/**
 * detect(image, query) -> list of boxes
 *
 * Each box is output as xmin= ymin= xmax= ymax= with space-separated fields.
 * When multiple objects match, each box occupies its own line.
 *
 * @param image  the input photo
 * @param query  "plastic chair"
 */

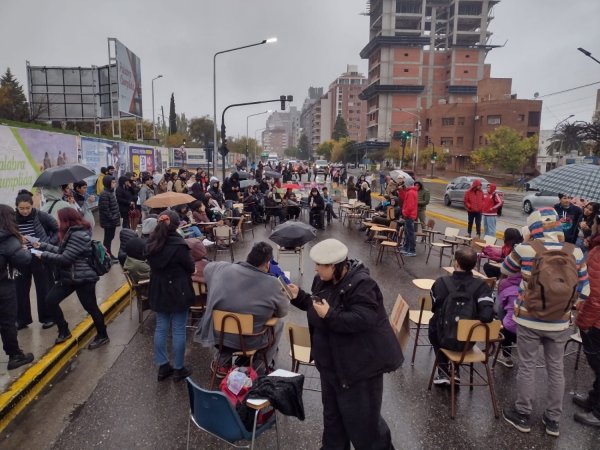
xmin=427 ymin=320 xmax=502 ymax=419
xmin=188 ymin=281 xmax=207 ymax=329
xmin=186 ymin=377 xmax=279 ymax=450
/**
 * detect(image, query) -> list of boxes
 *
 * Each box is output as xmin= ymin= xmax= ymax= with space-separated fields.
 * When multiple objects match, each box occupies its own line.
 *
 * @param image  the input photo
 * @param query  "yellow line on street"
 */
xmin=426 ymin=210 xmax=505 ymax=240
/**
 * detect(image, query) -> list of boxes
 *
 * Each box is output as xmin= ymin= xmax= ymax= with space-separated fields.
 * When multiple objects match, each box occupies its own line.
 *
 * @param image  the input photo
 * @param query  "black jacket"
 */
xmin=223 ymin=175 xmax=240 ymax=201
xmin=309 ymin=194 xmax=325 ymax=211
xmin=0 ymin=230 xmax=32 ymax=284
xmin=292 ymin=260 xmax=403 ymax=388
xmin=40 ymin=226 xmax=99 ymax=285
xmin=15 ymin=208 xmax=59 ymax=245
xmin=147 ymin=232 xmax=195 ymax=313
xmin=116 ymin=177 xmax=138 ymax=215
xmin=118 ymin=228 xmax=138 ymax=266
xmin=98 ymin=176 xmax=121 ymax=228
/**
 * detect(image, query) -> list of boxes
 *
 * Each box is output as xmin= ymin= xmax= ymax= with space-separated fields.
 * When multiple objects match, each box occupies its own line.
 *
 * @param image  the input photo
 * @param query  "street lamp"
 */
xmin=246 ymin=110 xmax=272 ymax=163
xmin=212 ymin=37 xmax=277 ymax=174
xmin=577 ymin=47 xmax=600 ymax=65
xmin=151 ymin=75 xmax=163 ymax=140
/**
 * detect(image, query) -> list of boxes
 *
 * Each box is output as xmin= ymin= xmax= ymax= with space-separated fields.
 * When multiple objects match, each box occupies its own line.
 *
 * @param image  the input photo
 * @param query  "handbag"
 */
xmin=128 ymin=206 xmax=141 ymax=230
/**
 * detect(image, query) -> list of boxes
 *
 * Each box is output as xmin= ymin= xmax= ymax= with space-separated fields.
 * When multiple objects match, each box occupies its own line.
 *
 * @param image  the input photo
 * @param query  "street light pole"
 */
xmin=578 ymin=47 xmax=600 ymax=65
xmin=255 ymin=127 xmax=266 ymax=162
xmin=246 ymin=110 xmax=271 ymax=163
xmin=151 ymin=75 xmax=163 ymax=141
xmin=213 ymin=38 xmax=277 ymax=177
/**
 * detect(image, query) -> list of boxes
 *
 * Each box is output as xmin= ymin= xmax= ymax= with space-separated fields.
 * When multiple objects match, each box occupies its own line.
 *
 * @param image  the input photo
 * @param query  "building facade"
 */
xmin=262 ymin=107 xmax=300 ymax=157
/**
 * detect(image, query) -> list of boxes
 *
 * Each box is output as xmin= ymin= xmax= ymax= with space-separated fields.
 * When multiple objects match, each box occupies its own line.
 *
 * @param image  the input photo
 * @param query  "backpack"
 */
xmin=523 ymin=240 xmax=578 ymax=321
xmin=88 ymin=240 xmax=112 ymax=276
xmin=437 ymin=277 xmax=483 ymax=352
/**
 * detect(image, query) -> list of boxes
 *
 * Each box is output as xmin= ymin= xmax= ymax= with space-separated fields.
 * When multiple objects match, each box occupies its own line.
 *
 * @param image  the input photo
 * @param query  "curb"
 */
xmin=0 ymin=283 xmax=130 ymax=433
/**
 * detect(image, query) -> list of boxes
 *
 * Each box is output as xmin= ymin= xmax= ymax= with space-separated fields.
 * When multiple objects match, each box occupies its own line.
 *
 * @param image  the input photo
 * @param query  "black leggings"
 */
xmin=103 ymin=227 xmax=116 ymax=257
xmin=46 ymin=281 xmax=107 ymax=337
xmin=467 ymin=212 xmax=482 ymax=236
xmin=0 ymin=281 xmax=22 ymax=356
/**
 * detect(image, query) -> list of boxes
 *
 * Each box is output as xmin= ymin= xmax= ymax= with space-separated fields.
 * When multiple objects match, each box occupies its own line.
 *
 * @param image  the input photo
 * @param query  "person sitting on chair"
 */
xmin=321 ymin=187 xmax=338 ymax=224
xmin=309 ymin=188 xmax=325 ymax=229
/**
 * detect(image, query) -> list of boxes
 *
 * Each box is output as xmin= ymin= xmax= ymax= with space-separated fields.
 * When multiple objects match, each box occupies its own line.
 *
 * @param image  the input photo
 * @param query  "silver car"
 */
xmin=446 ymin=176 xmax=487 ymax=190
xmin=522 ymin=190 xmax=558 ymax=214
xmin=444 ymin=178 xmax=504 ymax=215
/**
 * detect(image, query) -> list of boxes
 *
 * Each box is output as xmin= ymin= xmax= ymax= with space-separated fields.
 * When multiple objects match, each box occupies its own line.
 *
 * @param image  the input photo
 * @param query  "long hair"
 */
xmin=57 ymin=207 xmax=91 ymax=241
xmin=147 ymin=210 xmax=180 ymax=256
xmin=0 ymin=204 xmax=22 ymax=240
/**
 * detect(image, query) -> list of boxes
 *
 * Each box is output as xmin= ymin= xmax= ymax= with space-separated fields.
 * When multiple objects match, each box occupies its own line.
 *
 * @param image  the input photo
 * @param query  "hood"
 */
xmin=0 ymin=229 xmax=15 ymax=244
xmin=487 ymin=183 xmax=497 ymax=194
xmin=526 ymin=207 xmax=564 ymax=241
xmin=124 ymin=237 xmax=147 ymax=261
xmin=470 ymin=179 xmax=482 ymax=190
xmin=209 ymin=176 xmax=219 ymax=183
xmin=43 ymin=187 xmax=64 ymax=201
xmin=147 ymin=233 xmax=189 ymax=269
xmin=186 ymin=238 xmax=207 ymax=261
xmin=118 ymin=176 xmax=128 ymax=188
xmin=103 ymin=175 xmax=115 ymax=190
xmin=341 ymin=259 xmax=369 ymax=282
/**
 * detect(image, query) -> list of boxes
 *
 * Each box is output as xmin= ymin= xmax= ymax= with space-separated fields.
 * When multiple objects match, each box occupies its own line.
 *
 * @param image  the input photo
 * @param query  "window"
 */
xmin=487 ymin=115 xmax=501 ymax=125
xmin=517 ymin=114 xmax=525 ymax=122
xmin=457 ymin=136 xmax=464 ymax=145
xmin=404 ymin=53 xmax=409 ymax=57
xmin=527 ymin=131 xmax=536 ymax=138
xmin=463 ymin=70 xmax=469 ymax=74
xmin=457 ymin=116 xmax=465 ymax=126
xmin=441 ymin=137 xmax=453 ymax=146
xmin=404 ymin=69 xmax=409 ymax=73
xmin=466 ymin=54 xmax=471 ymax=58
xmin=528 ymin=111 xmax=541 ymax=127
xmin=442 ymin=117 xmax=455 ymax=126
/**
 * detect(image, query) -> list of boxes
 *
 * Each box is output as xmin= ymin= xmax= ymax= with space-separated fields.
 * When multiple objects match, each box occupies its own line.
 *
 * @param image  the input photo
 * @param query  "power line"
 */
xmin=535 ymin=81 xmax=600 ymax=98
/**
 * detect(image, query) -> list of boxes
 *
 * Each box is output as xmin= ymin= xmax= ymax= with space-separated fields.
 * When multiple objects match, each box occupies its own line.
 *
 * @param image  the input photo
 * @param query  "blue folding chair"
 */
xmin=185 ymin=377 xmax=279 ymax=450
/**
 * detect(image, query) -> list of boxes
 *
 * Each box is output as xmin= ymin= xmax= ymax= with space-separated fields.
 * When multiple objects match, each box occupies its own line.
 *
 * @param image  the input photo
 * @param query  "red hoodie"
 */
xmin=576 ymin=234 xmax=600 ymax=330
xmin=482 ymin=183 xmax=502 ymax=216
xmin=402 ymin=186 xmax=418 ymax=220
xmin=464 ymin=180 xmax=484 ymax=213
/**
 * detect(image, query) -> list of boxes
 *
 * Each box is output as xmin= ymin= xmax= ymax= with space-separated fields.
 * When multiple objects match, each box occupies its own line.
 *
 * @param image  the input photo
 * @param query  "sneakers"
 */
xmin=55 ymin=330 xmax=72 ymax=344
xmin=503 ymin=407 xmax=531 ymax=433
xmin=496 ymin=354 xmax=514 ymax=368
xmin=573 ymin=394 xmax=594 ymax=412
xmin=157 ymin=363 xmax=174 ymax=381
xmin=404 ymin=252 xmax=417 ymax=257
xmin=173 ymin=366 xmax=192 ymax=381
xmin=88 ymin=336 xmax=110 ymax=350
xmin=7 ymin=353 xmax=34 ymax=370
xmin=42 ymin=321 xmax=55 ymax=329
xmin=210 ymin=360 xmax=231 ymax=379
xmin=574 ymin=411 xmax=600 ymax=427
xmin=542 ymin=412 xmax=560 ymax=437
xmin=433 ymin=369 xmax=450 ymax=386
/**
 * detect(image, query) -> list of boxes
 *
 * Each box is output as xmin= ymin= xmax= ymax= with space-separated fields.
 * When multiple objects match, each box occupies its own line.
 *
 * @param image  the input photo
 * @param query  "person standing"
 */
xmin=73 ymin=180 xmax=95 ymax=228
xmin=346 ymin=176 xmax=357 ymax=200
xmin=98 ymin=176 xmax=121 ymax=260
xmin=554 ymin=194 xmax=583 ymax=244
xmin=379 ymin=169 xmax=386 ymax=195
xmin=0 ymin=204 xmax=35 ymax=370
xmin=401 ymin=182 xmax=418 ymax=257
xmin=288 ymin=239 xmax=403 ymax=450
xmin=501 ymin=207 xmax=590 ymax=437
xmin=115 ymin=176 xmax=137 ymax=229
xmin=14 ymin=190 xmax=58 ymax=330
xmin=146 ymin=211 xmax=195 ymax=381
xmin=36 ymin=208 xmax=109 ymax=349
xmin=138 ymin=175 xmax=155 ymax=219
xmin=463 ymin=179 xmax=484 ymax=238
xmin=95 ymin=167 xmax=107 ymax=195
xmin=414 ymin=181 xmax=430 ymax=231
xmin=482 ymin=183 xmax=502 ymax=238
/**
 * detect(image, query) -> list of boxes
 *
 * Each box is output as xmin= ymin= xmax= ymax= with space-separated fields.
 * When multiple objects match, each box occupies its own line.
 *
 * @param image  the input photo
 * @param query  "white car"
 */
xmin=315 ymin=159 xmax=328 ymax=173
xmin=522 ymin=190 xmax=558 ymax=214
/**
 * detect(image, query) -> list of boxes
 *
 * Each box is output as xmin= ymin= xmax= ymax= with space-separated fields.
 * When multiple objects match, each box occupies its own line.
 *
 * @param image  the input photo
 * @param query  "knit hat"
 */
xmin=526 ymin=207 xmax=564 ymax=241
xmin=309 ymin=239 xmax=348 ymax=265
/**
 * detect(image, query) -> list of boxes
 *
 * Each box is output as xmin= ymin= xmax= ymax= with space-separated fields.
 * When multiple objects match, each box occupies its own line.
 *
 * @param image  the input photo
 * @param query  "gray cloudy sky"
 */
xmin=1 ymin=0 xmax=599 ymax=138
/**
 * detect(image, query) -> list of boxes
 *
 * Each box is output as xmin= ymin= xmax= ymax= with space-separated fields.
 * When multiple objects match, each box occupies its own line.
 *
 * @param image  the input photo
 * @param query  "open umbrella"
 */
xmin=281 ymin=183 xmax=301 ymax=190
xmin=264 ymin=170 xmax=281 ymax=179
xmin=528 ymin=164 xmax=600 ymax=203
xmin=239 ymin=179 xmax=258 ymax=189
xmin=33 ymin=164 xmax=95 ymax=187
xmin=234 ymin=171 xmax=253 ymax=180
xmin=269 ymin=221 xmax=317 ymax=248
xmin=144 ymin=192 xmax=196 ymax=209
xmin=389 ymin=170 xmax=414 ymax=185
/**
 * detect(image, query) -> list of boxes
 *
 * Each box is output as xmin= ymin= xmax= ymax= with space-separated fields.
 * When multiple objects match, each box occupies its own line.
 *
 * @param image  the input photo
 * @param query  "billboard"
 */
xmin=129 ymin=146 xmax=155 ymax=174
xmin=81 ymin=137 xmax=128 ymax=179
xmin=170 ymin=146 xmax=187 ymax=167
xmin=115 ymin=39 xmax=142 ymax=117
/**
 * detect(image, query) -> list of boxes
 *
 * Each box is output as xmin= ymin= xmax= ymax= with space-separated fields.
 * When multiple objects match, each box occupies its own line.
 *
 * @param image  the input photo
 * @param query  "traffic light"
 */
xmin=280 ymin=95 xmax=286 ymax=110
xmin=432 ymin=151 xmax=437 ymax=161
xmin=219 ymin=138 xmax=229 ymax=157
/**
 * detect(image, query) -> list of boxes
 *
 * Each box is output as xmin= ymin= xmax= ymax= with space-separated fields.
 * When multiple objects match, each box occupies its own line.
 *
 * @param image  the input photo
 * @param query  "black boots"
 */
xmin=88 ymin=335 xmax=110 ymax=350
xmin=7 ymin=352 xmax=34 ymax=370
xmin=55 ymin=328 xmax=72 ymax=344
xmin=157 ymin=363 xmax=174 ymax=381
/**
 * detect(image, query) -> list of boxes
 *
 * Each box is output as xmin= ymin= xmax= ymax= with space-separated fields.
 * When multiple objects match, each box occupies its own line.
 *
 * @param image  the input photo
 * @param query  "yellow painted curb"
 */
xmin=421 ymin=178 xmax=448 ymax=185
xmin=426 ymin=210 xmax=505 ymax=240
xmin=0 ymin=283 xmax=130 ymax=432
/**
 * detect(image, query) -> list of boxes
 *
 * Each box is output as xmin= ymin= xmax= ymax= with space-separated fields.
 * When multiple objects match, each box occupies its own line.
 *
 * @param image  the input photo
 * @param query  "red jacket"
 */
xmin=402 ymin=186 xmax=418 ymax=220
xmin=577 ymin=234 xmax=600 ymax=330
xmin=482 ymin=183 xmax=502 ymax=215
xmin=464 ymin=180 xmax=484 ymax=213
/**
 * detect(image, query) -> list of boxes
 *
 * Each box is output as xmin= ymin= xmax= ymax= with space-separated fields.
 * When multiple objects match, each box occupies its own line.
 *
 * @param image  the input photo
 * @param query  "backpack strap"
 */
xmin=441 ymin=275 xmax=484 ymax=300
xmin=529 ymin=239 xmax=547 ymax=256
xmin=47 ymin=200 xmax=59 ymax=215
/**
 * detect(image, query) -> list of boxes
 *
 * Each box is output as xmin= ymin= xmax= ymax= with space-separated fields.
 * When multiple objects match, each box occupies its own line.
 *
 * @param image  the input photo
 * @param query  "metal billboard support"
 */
xmin=107 ymin=38 xmax=121 ymax=138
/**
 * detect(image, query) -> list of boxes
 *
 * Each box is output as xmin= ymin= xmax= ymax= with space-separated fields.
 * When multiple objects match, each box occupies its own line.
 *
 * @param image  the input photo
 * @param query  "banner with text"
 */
xmin=129 ymin=145 xmax=156 ymax=174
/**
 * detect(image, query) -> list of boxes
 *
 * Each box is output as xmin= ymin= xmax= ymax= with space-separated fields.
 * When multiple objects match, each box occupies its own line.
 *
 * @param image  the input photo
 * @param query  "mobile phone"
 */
xmin=311 ymin=295 xmax=323 ymax=305
xmin=277 ymin=276 xmax=293 ymax=300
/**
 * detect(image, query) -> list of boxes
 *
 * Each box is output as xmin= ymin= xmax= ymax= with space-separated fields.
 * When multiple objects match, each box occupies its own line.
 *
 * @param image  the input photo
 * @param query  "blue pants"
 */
xmin=183 ymin=225 xmax=203 ymax=239
xmin=154 ymin=310 xmax=188 ymax=369
xmin=483 ymin=215 xmax=496 ymax=238
xmin=402 ymin=218 xmax=416 ymax=253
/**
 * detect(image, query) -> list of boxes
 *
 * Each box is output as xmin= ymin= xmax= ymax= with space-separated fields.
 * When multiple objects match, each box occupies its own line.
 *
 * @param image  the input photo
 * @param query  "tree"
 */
xmin=284 ymin=147 xmax=299 ymax=158
xmin=332 ymin=115 xmax=349 ymax=141
xmin=471 ymin=126 xmax=538 ymax=177
xmin=298 ymin=133 xmax=310 ymax=160
xmin=581 ymin=121 xmax=600 ymax=156
xmin=419 ymin=146 xmax=447 ymax=169
xmin=168 ymin=93 xmax=177 ymax=135
xmin=176 ymin=112 xmax=189 ymax=136
xmin=548 ymin=121 xmax=585 ymax=156
xmin=316 ymin=141 xmax=333 ymax=160
xmin=0 ymin=68 xmax=29 ymax=121
xmin=165 ymin=132 xmax=187 ymax=148
xmin=189 ymin=115 xmax=215 ymax=146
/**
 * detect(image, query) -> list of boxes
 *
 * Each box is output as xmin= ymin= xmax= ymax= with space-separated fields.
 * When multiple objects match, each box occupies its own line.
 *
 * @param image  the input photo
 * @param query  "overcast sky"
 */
xmin=1 ymin=0 xmax=599 ymax=139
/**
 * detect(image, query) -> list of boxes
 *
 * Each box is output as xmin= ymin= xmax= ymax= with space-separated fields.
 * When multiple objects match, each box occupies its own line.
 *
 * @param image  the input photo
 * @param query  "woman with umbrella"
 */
xmin=283 ymin=188 xmax=301 ymax=220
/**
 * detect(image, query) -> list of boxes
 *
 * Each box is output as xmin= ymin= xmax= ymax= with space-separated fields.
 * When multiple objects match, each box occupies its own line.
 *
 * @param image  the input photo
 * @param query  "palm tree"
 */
xmin=547 ymin=121 xmax=585 ymax=156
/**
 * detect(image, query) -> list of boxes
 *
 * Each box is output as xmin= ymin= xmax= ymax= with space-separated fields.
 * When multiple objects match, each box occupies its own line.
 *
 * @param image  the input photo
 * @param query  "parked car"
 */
xmin=522 ymin=190 xmax=558 ymax=214
xmin=444 ymin=178 xmax=504 ymax=216
xmin=315 ymin=159 xmax=329 ymax=173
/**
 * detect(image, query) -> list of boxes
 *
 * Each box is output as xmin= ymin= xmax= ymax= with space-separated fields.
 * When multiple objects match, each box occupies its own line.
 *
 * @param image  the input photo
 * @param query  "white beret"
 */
xmin=309 ymin=239 xmax=348 ymax=265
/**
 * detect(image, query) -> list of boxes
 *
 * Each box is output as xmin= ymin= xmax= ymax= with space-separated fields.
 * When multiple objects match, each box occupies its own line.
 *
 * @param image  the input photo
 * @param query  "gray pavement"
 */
xmin=1 ymin=211 xmax=597 ymax=449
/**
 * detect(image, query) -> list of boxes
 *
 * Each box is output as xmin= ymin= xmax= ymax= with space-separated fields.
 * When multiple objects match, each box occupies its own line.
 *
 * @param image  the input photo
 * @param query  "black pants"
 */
xmin=581 ymin=327 xmax=600 ymax=419
xmin=320 ymin=373 xmax=393 ymax=450
xmin=467 ymin=212 xmax=482 ymax=236
xmin=325 ymin=204 xmax=337 ymax=222
xmin=502 ymin=328 xmax=517 ymax=356
xmin=46 ymin=281 xmax=107 ymax=337
xmin=428 ymin=323 xmax=449 ymax=367
xmin=103 ymin=226 xmax=116 ymax=257
xmin=15 ymin=256 xmax=54 ymax=325
xmin=121 ymin=212 xmax=130 ymax=230
xmin=310 ymin=210 xmax=324 ymax=229
xmin=483 ymin=262 xmax=501 ymax=279
xmin=0 ymin=281 xmax=24 ymax=356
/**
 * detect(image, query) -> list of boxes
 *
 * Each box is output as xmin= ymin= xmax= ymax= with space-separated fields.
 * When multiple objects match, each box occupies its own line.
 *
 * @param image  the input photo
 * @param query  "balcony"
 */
xmin=360 ymin=35 xmax=430 ymax=59
xmin=359 ymin=83 xmax=425 ymax=100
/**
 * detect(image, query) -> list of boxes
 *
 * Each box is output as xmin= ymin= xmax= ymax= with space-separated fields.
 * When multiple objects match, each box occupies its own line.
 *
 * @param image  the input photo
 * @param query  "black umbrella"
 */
xmin=234 ymin=170 xmax=253 ymax=180
xmin=33 ymin=164 xmax=96 ymax=187
xmin=269 ymin=221 xmax=317 ymax=248
xmin=264 ymin=170 xmax=281 ymax=179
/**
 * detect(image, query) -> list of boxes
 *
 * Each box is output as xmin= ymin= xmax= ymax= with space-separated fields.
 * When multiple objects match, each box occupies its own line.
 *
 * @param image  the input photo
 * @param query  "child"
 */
xmin=496 ymin=273 xmax=521 ymax=367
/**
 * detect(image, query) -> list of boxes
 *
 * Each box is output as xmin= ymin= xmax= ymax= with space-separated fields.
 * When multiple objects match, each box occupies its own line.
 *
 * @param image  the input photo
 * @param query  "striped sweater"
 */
xmin=501 ymin=236 xmax=590 ymax=331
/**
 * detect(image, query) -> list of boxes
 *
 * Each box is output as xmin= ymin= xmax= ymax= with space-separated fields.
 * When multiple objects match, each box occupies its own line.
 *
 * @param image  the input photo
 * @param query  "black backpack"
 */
xmin=437 ymin=277 xmax=484 ymax=352
xmin=88 ymin=240 xmax=112 ymax=276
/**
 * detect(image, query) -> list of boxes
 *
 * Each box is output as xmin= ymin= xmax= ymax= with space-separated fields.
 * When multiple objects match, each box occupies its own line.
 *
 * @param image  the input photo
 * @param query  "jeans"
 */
xmin=467 ymin=212 xmax=482 ymax=236
xmin=103 ymin=226 xmax=117 ymax=257
xmin=402 ymin=218 xmax=416 ymax=253
xmin=515 ymin=325 xmax=570 ymax=422
xmin=15 ymin=256 xmax=53 ymax=324
xmin=483 ymin=215 xmax=496 ymax=238
xmin=0 ymin=281 xmax=23 ymax=357
xmin=581 ymin=328 xmax=600 ymax=419
xmin=45 ymin=281 xmax=107 ymax=338
xmin=154 ymin=310 xmax=188 ymax=369
xmin=182 ymin=225 xmax=203 ymax=238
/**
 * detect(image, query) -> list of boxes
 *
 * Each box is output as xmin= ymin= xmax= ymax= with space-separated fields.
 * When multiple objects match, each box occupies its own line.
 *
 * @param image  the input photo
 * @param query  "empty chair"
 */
xmin=213 ymin=225 xmax=235 ymax=262
xmin=409 ymin=290 xmax=433 ymax=365
xmin=426 ymin=227 xmax=459 ymax=267
xmin=286 ymin=323 xmax=313 ymax=372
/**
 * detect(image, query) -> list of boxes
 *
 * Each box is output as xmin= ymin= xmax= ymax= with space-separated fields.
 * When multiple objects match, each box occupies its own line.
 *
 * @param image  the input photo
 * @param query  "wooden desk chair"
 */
xmin=277 ymin=245 xmax=304 ymax=275
xmin=409 ymin=291 xmax=433 ymax=365
xmin=376 ymin=227 xmax=404 ymax=268
xmin=188 ymin=281 xmax=207 ymax=329
xmin=240 ymin=213 xmax=255 ymax=240
xmin=210 ymin=310 xmax=274 ymax=390
xmin=426 ymin=227 xmax=459 ymax=267
xmin=213 ymin=225 xmax=235 ymax=262
xmin=427 ymin=319 xmax=502 ymax=419
xmin=123 ymin=270 xmax=150 ymax=332
xmin=415 ymin=218 xmax=435 ymax=243
xmin=286 ymin=323 xmax=314 ymax=372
